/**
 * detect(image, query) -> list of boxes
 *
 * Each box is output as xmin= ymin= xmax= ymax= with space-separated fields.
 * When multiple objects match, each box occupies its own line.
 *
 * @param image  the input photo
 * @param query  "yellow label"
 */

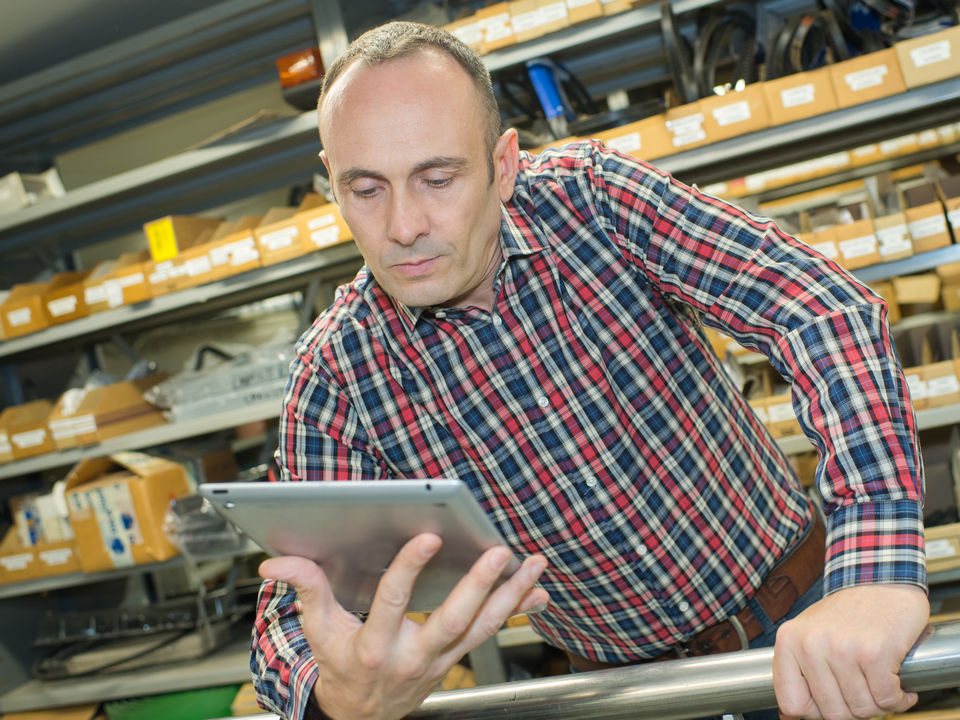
xmin=146 ymin=218 xmax=178 ymax=261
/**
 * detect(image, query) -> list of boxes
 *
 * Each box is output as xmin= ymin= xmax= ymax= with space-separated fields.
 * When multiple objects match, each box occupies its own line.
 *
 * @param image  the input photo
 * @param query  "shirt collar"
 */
xmin=389 ymin=201 xmax=546 ymax=332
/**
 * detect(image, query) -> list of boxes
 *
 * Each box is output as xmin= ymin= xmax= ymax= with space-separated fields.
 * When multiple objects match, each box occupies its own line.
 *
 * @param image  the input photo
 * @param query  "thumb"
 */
xmin=260 ymin=555 xmax=338 ymax=613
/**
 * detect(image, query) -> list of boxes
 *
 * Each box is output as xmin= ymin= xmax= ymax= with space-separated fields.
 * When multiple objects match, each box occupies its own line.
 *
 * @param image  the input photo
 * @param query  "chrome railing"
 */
xmin=222 ymin=620 xmax=960 ymax=720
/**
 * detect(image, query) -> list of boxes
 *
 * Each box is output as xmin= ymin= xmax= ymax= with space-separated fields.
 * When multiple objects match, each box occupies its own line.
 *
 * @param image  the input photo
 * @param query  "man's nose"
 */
xmin=386 ymin=190 xmax=429 ymax=246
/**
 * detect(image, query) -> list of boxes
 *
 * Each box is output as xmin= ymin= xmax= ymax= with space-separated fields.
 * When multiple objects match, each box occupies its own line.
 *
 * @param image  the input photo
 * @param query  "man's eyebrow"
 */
xmin=411 ymin=156 xmax=469 ymax=174
xmin=337 ymin=167 xmax=387 ymax=186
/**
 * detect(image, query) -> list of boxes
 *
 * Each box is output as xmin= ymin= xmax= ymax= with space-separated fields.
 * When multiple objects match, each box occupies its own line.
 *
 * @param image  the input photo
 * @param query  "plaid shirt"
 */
xmin=253 ymin=140 xmax=924 ymax=719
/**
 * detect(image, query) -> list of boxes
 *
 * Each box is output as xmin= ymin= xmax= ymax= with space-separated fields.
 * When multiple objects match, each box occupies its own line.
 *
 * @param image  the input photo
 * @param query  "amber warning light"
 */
xmin=275 ymin=47 xmax=324 ymax=89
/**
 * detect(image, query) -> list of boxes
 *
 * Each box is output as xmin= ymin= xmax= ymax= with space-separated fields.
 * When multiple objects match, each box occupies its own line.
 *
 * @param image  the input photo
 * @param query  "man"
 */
xmin=254 ymin=20 xmax=928 ymax=720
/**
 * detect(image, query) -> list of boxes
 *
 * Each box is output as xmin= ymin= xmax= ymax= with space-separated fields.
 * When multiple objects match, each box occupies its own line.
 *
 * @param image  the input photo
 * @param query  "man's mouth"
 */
xmin=393 ymin=257 xmax=440 ymax=277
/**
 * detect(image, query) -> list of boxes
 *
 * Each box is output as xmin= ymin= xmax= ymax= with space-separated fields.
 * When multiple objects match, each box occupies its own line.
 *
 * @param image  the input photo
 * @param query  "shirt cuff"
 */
xmin=823 ymin=499 xmax=927 ymax=594
xmin=286 ymin=652 xmax=322 ymax=720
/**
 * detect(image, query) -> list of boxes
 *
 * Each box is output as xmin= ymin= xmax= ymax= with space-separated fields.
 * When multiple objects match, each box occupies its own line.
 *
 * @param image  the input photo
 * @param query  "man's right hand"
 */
xmin=259 ymin=533 xmax=549 ymax=720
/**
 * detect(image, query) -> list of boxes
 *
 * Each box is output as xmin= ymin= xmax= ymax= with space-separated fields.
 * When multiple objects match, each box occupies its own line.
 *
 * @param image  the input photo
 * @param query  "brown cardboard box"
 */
xmin=202 ymin=215 xmax=263 ymax=281
xmin=902 ymin=364 xmax=928 ymax=410
xmin=601 ymin=0 xmax=634 ymax=13
xmin=445 ymin=14 xmax=485 ymax=53
xmin=72 ymin=374 xmax=169 ymax=445
xmin=764 ymin=393 xmax=802 ymax=438
xmin=701 ymin=85 xmax=770 ymax=143
xmin=64 ymin=452 xmax=191 ymax=572
xmin=0 ymin=408 xmax=12 ymax=463
xmin=109 ymin=250 xmax=153 ymax=305
xmin=798 ymin=230 xmax=840 ymax=263
xmin=143 ymin=215 xmax=223 ymax=263
xmin=9 ymin=493 xmax=81 ymax=578
xmin=146 ymin=256 xmax=188 ymax=297
xmin=878 ymin=133 xmax=919 ymax=160
xmin=834 ymin=219 xmax=882 ymax=269
xmin=296 ymin=194 xmax=353 ymax=253
xmin=42 ymin=271 xmax=91 ymax=325
xmin=893 ymin=273 xmax=941 ymax=304
xmin=594 ymin=116 xmax=672 ymax=160
xmin=829 ymin=48 xmax=906 ymax=108
xmin=254 ymin=207 xmax=304 ymax=266
xmin=922 ymin=360 xmax=960 ymax=408
xmin=82 ymin=260 xmax=115 ymax=313
xmin=849 ymin=143 xmax=883 ymax=167
xmin=664 ymin=103 xmax=708 ymax=152
xmin=895 ymin=25 xmax=960 ymax=88
xmin=537 ymin=0 xmax=570 ymax=34
xmin=47 ymin=388 xmax=96 ymax=451
xmin=0 ymin=528 xmax=39 ymax=584
xmin=477 ymin=3 xmax=515 ymax=52
xmin=943 ymin=280 xmax=960 ymax=311
xmin=0 ymin=704 xmax=100 ymax=720
xmin=762 ymin=68 xmax=838 ymax=126
xmin=902 ymin=184 xmax=951 ymax=254
xmin=927 ymin=522 xmax=960 ymax=574
xmin=0 ymin=282 xmax=51 ymax=338
xmin=867 ymin=280 xmax=901 ymax=324
xmin=509 ymin=0 xmax=545 ymax=42
xmin=565 ymin=0 xmax=603 ymax=23
xmin=6 ymin=399 xmax=54 ymax=460
xmin=873 ymin=212 xmax=914 ymax=262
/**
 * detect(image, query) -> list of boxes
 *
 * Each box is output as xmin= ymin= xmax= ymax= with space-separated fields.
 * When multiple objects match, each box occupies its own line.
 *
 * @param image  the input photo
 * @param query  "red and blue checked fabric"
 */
xmin=253 ymin=140 xmax=924 ymax=719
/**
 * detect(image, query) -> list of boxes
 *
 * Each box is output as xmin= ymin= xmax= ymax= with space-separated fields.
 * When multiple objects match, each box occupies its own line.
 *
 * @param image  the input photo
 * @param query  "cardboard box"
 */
xmin=902 ymin=183 xmax=951 ymax=254
xmin=445 ymin=14 xmax=485 ymax=53
xmin=47 ymin=388 xmax=97 ymax=451
xmin=834 ymin=220 xmax=881 ymax=269
xmin=296 ymin=195 xmax=353 ymax=253
xmin=146 ymin=256 xmax=188 ymax=297
xmin=664 ymin=103 xmax=708 ymax=152
xmin=892 ymin=273 xmax=941 ymax=304
xmin=537 ymin=0 xmax=570 ymax=33
xmin=477 ymin=3 xmax=515 ymax=52
xmin=895 ymin=25 xmax=960 ymax=88
xmin=0 ymin=409 xmax=12 ymax=463
xmin=0 ymin=282 xmax=51 ymax=338
xmin=0 ymin=704 xmax=100 ymax=720
xmin=9 ymin=492 xmax=81 ymax=578
xmin=6 ymin=399 xmax=54 ymax=460
xmin=42 ymin=270 xmax=91 ymax=325
xmin=764 ymin=393 xmax=802 ymax=438
xmin=565 ymin=0 xmax=604 ymax=24
xmin=701 ymin=85 xmax=770 ymax=143
xmin=873 ymin=212 xmax=914 ymax=262
xmin=922 ymin=360 xmax=960 ymax=408
xmin=601 ymin=0 xmax=634 ymax=13
xmin=64 ymin=452 xmax=191 ymax=572
xmin=143 ymin=215 xmax=223 ymax=263
xmin=867 ymin=280 xmax=901 ymax=324
xmin=0 ymin=528 xmax=39 ymax=584
xmin=72 ymin=374 xmax=169 ymax=445
xmin=509 ymin=0 xmax=546 ymax=42
xmin=82 ymin=260 xmax=116 ymax=313
xmin=254 ymin=207 xmax=304 ymax=266
xmin=798 ymin=230 xmax=840 ymax=263
xmin=829 ymin=48 xmax=906 ymax=108
xmin=849 ymin=143 xmax=883 ymax=167
xmin=762 ymin=68 xmax=838 ymax=126
xmin=902 ymin=364 xmax=928 ymax=410
xmin=193 ymin=215 xmax=263 ymax=282
xmin=108 ymin=250 xmax=153 ymax=305
xmin=927 ymin=521 xmax=960 ymax=573
xmin=943 ymin=280 xmax=960 ymax=311
xmin=594 ymin=115 xmax=671 ymax=161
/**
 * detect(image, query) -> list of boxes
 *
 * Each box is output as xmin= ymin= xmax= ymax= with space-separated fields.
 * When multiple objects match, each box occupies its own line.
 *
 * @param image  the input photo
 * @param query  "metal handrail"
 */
xmin=408 ymin=620 xmax=960 ymax=719
xmin=221 ymin=620 xmax=960 ymax=720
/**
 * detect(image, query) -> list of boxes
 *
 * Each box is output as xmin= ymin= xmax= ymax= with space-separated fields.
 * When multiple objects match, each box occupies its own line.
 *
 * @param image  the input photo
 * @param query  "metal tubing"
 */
xmin=407 ymin=620 xmax=960 ymax=719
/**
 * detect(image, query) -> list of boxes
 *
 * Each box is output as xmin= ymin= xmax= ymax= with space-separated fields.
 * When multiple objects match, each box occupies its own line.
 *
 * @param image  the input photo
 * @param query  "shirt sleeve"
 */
xmin=253 ymin=345 xmax=388 ymax=718
xmin=571 ymin=140 xmax=925 ymax=594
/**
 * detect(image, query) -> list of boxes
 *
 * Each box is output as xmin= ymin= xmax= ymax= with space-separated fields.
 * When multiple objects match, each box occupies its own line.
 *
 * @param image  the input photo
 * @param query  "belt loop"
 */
xmin=728 ymin=615 xmax=750 ymax=651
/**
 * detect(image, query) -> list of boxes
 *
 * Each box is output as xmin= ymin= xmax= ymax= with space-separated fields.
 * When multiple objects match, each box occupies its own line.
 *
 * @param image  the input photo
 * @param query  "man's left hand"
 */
xmin=773 ymin=583 xmax=929 ymax=719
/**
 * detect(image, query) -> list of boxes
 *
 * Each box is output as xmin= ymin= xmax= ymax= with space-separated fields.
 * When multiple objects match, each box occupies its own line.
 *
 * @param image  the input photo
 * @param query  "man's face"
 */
xmin=320 ymin=50 xmax=517 ymax=310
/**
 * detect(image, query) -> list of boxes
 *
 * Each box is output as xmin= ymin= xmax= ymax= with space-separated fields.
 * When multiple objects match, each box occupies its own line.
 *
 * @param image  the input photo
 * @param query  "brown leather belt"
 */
xmin=568 ymin=514 xmax=825 ymax=672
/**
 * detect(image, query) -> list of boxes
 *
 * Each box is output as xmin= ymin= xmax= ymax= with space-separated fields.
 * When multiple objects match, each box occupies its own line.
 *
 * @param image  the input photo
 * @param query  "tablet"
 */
xmin=200 ymin=479 xmax=521 ymax=612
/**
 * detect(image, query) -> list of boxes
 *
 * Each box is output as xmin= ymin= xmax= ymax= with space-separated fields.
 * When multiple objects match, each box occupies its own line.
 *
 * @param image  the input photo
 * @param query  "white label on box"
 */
xmin=906 ymin=373 xmax=927 ymax=399
xmin=781 ymin=83 xmax=815 ymax=108
xmin=211 ymin=236 xmax=256 ymax=266
xmin=485 ymin=21 xmax=513 ymax=41
xmin=927 ymin=374 xmax=959 ymax=397
xmin=512 ymin=9 xmax=542 ymax=32
xmin=927 ymin=537 xmax=957 ymax=559
xmin=6 ymin=307 xmax=31 ymax=327
xmin=701 ymin=182 xmax=727 ymax=196
xmin=0 ymin=432 xmax=11 ymax=455
xmin=49 ymin=418 xmax=77 ymax=441
xmin=117 ymin=272 xmax=145 ymax=288
xmin=540 ymin=1 xmax=568 ymax=22
xmin=12 ymin=428 xmax=46 ymax=449
xmin=39 ymin=547 xmax=74 ymax=567
xmin=72 ymin=413 xmax=97 ymax=436
xmin=307 ymin=213 xmax=336 ymax=230
xmin=910 ymin=39 xmax=950 ymax=67
xmin=909 ymin=214 xmax=947 ymax=239
xmin=811 ymin=241 xmax=840 ymax=259
xmin=751 ymin=406 xmax=770 ymax=424
xmin=606 ymin=131 xmax=642 ymax=154
xmin=767 ymin=402 xmax=795 ymax=423
xmin=86 ymin=482 xmax=139 ymax=568
xmin=186 ymin=256 xmax=212 ymax=277
xmin=853 ymin=144 xmax=878 ymax=159
xmin=918 ymin=129 xmax=939 ymax=146
xmin=666 ymin=113 xmax=704 ymax=135
xmin=103 ymin=279 xmax=123 ymax=308
xmin=47 ymin=295 xmax=78 ymax=318
xmin=713 ymin=100 xmax=751 ymax=126
xmin=845 ymin=64 xmax=887 ymax=91
xmin=672 ymin=128 xmax=707 ymax=147
xmin=480 ymin=11 xmax=511 ymax=28
xmin=839 ymin=234 xmax=877 ymax=259
xmin=84 ymin=285 xmax=106 ymax=305
xmin=949 ymin=209 xmax=960 ymax=228
xmin=877 ymin=228 xmax=912 ymax=257
xmin=231 ymin=245 xmax=261 ymax=266
xmin=880 ymin=134 xmax=917 ymax=155
xmin=310 ymin=226 xmax=342 ymax=249
xmin=452 ymin=22 xmax=483 ymax=45
xmin=567 ymin=0 xmax=594 ymax=6
xmin=0 ymin=553 xmax=32 ymax=571
xmin=261 ymin=227 xmax=298 ymax=251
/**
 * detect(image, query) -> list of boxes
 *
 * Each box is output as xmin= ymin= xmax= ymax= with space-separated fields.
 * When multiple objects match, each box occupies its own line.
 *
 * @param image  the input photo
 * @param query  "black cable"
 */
xmin=660 ymin=0 xmax=699 ymax=105
xmin=32 ymin=629 xmax=192 ymax=680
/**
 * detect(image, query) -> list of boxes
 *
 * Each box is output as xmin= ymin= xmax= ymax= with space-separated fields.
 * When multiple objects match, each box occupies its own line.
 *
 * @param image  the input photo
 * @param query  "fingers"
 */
xmin=772 ymin=636 xmax=816 ymax=720
xmin=260 ymin=555 xmax=340 ymax=616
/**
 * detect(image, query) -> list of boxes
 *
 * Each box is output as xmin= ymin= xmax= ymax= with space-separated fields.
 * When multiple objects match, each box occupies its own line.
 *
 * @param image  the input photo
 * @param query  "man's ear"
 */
xmin=319 ymin=150 xmax=337 ymax=203
xmin=493 ymin=128 xmax=520 ymax=203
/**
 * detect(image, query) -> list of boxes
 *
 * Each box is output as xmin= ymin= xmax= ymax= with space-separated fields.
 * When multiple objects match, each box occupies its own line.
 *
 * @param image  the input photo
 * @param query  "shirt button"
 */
xmin=492 ymin=315 xmax=503 ymax=326
xmin=585 ymin=476 xmax=598 ymax=488
xmin=536 ymin=395 xmax=549 ymax=408
xmin=434 ymin=311 xmax=446 ymax=319
xmin=677 ymin=601 xmax=690 ymax=613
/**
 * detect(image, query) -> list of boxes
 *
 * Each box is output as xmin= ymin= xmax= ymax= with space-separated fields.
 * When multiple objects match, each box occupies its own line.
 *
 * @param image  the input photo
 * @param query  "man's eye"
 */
xmin=352 ymin=187 xmax=379 ymax=199
xmin=426 ymin=177 xmax=452 ymax=189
